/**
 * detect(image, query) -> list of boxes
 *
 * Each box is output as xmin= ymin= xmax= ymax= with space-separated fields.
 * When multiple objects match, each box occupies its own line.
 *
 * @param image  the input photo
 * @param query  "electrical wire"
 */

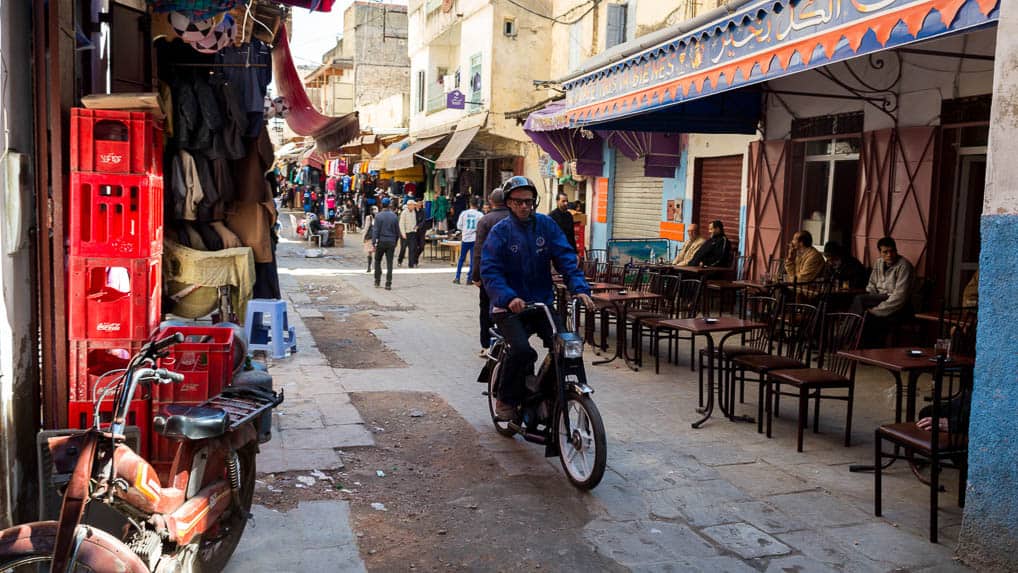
xmin=502 ymin=0 xmax=600 ymax=25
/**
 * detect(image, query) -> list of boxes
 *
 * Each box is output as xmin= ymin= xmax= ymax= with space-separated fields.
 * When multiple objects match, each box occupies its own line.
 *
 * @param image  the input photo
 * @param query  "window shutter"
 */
xmin=606 ymin=4 xmax=626 ymax=49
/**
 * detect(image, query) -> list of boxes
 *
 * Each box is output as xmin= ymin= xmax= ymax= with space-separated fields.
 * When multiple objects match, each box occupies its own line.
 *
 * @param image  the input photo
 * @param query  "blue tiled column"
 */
xmin=958 ymin=4 xmax=1018 ymax=569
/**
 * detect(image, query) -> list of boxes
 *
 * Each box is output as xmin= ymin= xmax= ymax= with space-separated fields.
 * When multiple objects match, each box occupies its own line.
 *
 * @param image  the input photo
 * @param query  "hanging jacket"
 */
xmin=481 ymin=212 xmax=590 ymax=309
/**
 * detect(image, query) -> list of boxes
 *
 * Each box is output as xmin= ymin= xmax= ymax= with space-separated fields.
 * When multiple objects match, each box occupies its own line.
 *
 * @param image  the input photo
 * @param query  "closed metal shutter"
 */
xmin=611 ymin=150 xmax=663 ymax=239
xmin=695 ymin=155 xmax=743 ymax=246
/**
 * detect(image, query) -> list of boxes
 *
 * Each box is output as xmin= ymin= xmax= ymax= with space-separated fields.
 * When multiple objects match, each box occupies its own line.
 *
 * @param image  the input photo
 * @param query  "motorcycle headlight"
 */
xmin=561 ymin=334 xmax=584 ymax=359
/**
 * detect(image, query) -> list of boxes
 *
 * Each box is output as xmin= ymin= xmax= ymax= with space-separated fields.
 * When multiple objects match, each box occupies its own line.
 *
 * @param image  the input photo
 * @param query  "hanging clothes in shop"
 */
xmin=226 ymin=126 xmax=277 ymax=264
xmin=215 ymin=39 xmax=272 ymax=137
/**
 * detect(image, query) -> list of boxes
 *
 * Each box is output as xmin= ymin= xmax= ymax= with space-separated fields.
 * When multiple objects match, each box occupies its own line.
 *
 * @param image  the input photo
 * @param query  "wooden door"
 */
xmin=745 ymin=140 xmax=790 ymax=279
xmin=694 ymin=155 xmax=743 ymax=249
xmin=854 ymin=129 xmax=894 ymax=266
xmin=888 ymin=127 xmax=937 ymax=275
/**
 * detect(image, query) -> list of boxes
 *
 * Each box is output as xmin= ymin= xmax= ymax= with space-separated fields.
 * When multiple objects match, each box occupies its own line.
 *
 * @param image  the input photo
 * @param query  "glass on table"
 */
xmin=934 ymin=338 xmax=953 ymax=360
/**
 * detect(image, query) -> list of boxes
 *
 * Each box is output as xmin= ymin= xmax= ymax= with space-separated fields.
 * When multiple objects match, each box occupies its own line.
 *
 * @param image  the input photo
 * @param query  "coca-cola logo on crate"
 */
xmin=99 ymin=153 xmax=124 ymax=165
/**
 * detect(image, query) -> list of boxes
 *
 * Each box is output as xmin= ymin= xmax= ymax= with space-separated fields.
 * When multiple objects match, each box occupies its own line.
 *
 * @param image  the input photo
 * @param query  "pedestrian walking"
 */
xmin=363 ymin=207 xmax=377 ymax=273
xmin=454 ymin=196 xmax=483 ymax=284
xmin=372 ymin=199 xmax=400 ymax=290
xmin=472 ymin=189 xmax=510 ymax=356
xmin=398 ymin=199 xmax=420 ymax=268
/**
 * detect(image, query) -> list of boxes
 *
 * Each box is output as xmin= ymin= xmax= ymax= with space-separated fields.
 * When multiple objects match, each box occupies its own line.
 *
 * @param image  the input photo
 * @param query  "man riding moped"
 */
xmin=480 ymin=176 xmax=594 ymax=421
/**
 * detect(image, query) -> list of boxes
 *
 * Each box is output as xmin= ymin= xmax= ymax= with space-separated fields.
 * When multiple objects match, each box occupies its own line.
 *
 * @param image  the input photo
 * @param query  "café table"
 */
xmin=673 ymin=265 xmax=729 ymax=276
xmin=649 ymin=317 xmax=768 ymax=428
xmin=439 ymin=240 xmax=461 ymax=265
xmin=838 ymin=347 xmax=975 ymax=472
xmin=590 ymin=290 xmax=663 ymax=371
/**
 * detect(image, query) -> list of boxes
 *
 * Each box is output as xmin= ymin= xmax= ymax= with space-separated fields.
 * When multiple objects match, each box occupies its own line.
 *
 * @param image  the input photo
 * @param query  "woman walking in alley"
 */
xmin=363 ymin=206 xmax=378 ymax=273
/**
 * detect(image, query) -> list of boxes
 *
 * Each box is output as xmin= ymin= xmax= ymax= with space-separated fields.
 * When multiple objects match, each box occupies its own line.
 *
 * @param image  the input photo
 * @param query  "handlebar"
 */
xmin=144 ymin=332 xmax=184 ymax=357
xmin=99 ymin=333 xmax=186 ymax=435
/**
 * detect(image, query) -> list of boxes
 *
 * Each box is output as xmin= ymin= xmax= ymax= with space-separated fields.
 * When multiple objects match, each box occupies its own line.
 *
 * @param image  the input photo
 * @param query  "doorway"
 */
xmin=799 ymin=138 xmax=860 ymax=247
xmin=947 ymin=151 xmax=985 ymax=304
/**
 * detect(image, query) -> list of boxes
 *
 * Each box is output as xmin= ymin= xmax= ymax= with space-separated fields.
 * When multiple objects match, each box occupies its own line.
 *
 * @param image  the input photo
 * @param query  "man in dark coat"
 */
xmin=550 ymin=192 xmax=577 ymax=252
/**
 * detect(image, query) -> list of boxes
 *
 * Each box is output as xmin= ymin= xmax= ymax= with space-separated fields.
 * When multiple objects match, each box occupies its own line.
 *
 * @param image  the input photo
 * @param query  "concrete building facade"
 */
xmin=344 ymin=2 xmax=411 ymax=131
xmin=544 ymin=0 xmax=757 ymax=253
xmin=406 ymin=0 xmax=552 ymax=198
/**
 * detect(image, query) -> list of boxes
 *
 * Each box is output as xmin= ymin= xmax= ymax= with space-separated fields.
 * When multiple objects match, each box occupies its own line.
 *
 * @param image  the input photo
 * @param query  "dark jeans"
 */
xmin=851 ymin=293 xmax=912 ymax=347
xmin=374 ymin=242 xmax=396 ymax=287
xmin=455 ymin=241 xmax=475 ymax=281
xmin=398 ymin=232 xmax=418 ymax=267
xmin=479 ymin=287 xmax=492 ymax=349
xmin=493 ymin=310 xmax=559 ymax=406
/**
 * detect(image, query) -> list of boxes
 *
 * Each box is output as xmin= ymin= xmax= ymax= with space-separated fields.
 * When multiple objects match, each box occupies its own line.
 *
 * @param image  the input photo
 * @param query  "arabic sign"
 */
xmin=552 ymin=0 xmax=999 ymax=129
xmin=447 ymin=90 xmax=466 ymax=110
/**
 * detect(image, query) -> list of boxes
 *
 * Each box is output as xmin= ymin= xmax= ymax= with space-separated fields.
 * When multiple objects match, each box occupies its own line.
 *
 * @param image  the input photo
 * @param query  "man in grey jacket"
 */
xmin=471 ymin=189 xmax=511 ymax=357
xmin=852 ymin=236 xmax=915 ymax=345
xmin=372 ymin=198 xmax=400 ymax=290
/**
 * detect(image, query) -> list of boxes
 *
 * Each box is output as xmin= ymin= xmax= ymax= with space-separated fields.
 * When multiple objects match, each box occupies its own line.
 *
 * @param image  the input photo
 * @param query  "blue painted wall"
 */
xmin=959 ymin=214 xmax=1018 ymax=569
xmin=588 ymin=142 xmax=612 ymax=250
xmin=661 ymin=150 xmax=690 ymax=260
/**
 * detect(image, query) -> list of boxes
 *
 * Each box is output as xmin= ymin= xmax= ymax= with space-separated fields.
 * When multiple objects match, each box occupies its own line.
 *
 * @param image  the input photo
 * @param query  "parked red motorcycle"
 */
xmin=0 ymin=332 xmax=282 ymax=572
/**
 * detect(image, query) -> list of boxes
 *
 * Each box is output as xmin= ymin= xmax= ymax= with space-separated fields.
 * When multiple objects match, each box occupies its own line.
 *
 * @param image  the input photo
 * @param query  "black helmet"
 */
xmin=501 ymin=176 xmax=539 ymax=208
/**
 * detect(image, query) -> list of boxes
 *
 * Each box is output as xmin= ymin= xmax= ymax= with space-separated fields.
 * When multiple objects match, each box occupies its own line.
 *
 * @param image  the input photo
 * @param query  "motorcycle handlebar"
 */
xmin=147 ymin=332 xmax=184 ymax=356
xmin=155 ymin=368 xmax=185 ymax=384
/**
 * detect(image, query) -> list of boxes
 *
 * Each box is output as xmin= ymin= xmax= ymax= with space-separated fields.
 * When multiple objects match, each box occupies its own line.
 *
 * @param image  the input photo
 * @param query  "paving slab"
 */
xmin=225 ymin=501 xmax=365 ymax=573
xmin=629 ymin=556 xmax=758 ymax=573
xmin=258 ymin=447 xmax=346 ymax=473
xmin=826 ymin=522 xmax=960 ymax=569
xmin=584 ymin=520 xmax=716 ymax=567
xmin=700 ymin=522 xmax=792 ymax=559
xmin=765 ymin=490 xmax=872 ymax=528
xmin=279 ymin=425 xmax=374 ymax=450
xmin=763 ymin=555 xmax=842 ymax=573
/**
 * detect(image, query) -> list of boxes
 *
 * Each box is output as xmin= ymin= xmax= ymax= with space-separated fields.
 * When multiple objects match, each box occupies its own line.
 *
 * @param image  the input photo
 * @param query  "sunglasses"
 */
xmin=508 ymin=198 xmax=535 ymax=206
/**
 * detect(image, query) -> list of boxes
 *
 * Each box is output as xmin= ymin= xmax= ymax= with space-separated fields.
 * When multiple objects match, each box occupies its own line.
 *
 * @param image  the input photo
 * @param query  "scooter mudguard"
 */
xmin=477 ymin=359 xmax=495 ymax=383
xmin=166 ymin=480 xmax=233 ymax=545
xmin=0 ymin=521 xmax=148 ymax=573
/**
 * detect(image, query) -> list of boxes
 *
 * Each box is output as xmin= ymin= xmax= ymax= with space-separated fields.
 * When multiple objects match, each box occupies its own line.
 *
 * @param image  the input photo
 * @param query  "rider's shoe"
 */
xmin=494 ymin=400 xmax=516 ymax=421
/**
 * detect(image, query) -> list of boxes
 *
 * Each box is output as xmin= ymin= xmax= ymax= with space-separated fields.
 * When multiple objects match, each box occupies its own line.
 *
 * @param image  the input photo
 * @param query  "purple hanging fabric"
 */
xmin=524 ymin=102 xmax=604 ymax=177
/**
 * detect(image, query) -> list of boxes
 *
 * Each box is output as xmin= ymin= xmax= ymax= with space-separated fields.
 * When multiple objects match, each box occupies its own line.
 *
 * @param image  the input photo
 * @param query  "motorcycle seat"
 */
xmin=153 ymin=405 xmax=229 ymax=441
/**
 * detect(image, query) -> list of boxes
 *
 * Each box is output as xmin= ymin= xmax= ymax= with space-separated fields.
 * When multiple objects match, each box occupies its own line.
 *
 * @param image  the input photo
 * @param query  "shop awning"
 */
xmin=386 ymin=136 xmax=445 ymax=171
xmin=340 ymin=136 xmax=363 ymax=153
xmin=524 ymin=102 xmax=604 ymax=177
xmin=272 ymin=23 xmax=359 ymax=150
xmin=368 ymin=138 xmax=410 ymax=172
xmin=435 ymin=126 xmax=481 ymax=170
xmin=542 ymin=0 xmax=1000 ymax=129
xmin=600 ymin=132 xmax=683 ymax=178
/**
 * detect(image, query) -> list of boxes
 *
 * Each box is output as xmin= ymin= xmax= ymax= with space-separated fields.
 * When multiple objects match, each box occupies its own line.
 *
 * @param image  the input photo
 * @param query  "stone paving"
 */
xmin=230 ymin=215 xmax=973 ymax=572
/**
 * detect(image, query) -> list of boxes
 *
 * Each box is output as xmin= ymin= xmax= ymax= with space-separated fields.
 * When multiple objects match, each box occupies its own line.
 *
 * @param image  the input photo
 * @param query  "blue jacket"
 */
xmin=481 ymin=212 xmax=590 ymax=309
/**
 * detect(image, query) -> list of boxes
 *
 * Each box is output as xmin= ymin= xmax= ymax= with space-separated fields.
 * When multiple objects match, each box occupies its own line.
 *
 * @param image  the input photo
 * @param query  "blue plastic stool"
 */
xmin=244 ymin=299 xmax=297 ymax=359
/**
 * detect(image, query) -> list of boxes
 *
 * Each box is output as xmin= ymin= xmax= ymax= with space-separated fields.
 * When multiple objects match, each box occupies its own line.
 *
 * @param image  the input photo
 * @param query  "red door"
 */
xmin=694 ymin=155 xmax=743 ymax=249
xmin=745 ymin=140 xmax=791 ymax=280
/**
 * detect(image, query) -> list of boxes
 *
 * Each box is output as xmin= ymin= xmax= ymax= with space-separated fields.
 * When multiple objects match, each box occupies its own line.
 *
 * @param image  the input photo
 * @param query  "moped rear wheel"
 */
xmin=557 ymin=395 xmax=606 ymax=490
xmin=188 ymin=443 xmax=257 ymax=572
xmin=487 ymin=362 xmax=516 ymax=438
xmin=0 ymin=554 xmax=55 ymax=572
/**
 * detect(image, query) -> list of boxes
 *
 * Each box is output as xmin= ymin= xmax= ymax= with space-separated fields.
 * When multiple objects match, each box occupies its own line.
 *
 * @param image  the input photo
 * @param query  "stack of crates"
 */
xmin=67 ymin=108 xmax=164 ymax=457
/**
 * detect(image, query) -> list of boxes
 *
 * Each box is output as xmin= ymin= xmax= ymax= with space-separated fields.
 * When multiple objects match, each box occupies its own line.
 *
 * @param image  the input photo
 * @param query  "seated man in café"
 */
xmin=671 ymin=223 xmax=706 ymax=266
xmin=783 ymin=230 xmax=824 ymax=283
xmin=851 ymin=236 xmax=915 ymax=346
xmin=689 ymin=220 xmax=733 ymax=268
xmin=822 ymin=241 xmax=869 ymax=289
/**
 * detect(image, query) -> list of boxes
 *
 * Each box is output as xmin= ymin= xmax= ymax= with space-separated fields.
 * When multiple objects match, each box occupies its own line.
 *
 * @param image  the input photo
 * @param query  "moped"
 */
xmin=0 ymin=332 xmax=282 ymax=572
xmin=479 ymin=300 xmax=606 ymax=489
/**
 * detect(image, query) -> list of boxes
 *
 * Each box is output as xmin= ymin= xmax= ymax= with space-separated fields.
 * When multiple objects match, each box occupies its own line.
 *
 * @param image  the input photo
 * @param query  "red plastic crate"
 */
xmin=154 ymin=326 xmax=235 ymax=406
xmin=68 ymin=398 xmax=151 ymax=458
xmin=69 ymin=172 xmax=164 ymax=258
xmin=71 ymin=108 xmax=163 ymax=175
xmin=67 ymin=255 xmax=162 ymax=341
xmin=68 ymin=339 xmax=145 ymax=402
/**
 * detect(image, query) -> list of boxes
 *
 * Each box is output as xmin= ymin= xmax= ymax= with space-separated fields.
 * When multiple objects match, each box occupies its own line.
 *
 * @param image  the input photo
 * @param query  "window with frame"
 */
xmin=606 ymin=3 xmax=627 ymax=49
xmin=416 ymin=69 xmax=425 ymax=113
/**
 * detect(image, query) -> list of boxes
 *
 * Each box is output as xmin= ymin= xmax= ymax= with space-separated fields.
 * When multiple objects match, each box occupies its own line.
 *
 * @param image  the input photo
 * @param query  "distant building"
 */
xmin=406 ymin=0 xmax=553 ymax=199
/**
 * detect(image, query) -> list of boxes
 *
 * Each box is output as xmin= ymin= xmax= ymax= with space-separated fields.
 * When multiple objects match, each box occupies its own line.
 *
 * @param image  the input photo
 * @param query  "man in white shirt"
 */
xmin=398 ymin=199 xmax=419 ymax=268
xmin=454 ymin=196 xmax=483 ymax=284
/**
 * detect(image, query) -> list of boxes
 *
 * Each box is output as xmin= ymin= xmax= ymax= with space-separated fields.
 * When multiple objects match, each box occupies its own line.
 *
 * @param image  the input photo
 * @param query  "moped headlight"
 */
xmin=563 ymin=337 xmax=584 ymax=359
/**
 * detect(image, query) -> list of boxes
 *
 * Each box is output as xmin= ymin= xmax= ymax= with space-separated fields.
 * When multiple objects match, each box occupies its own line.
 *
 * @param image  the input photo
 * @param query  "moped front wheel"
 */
xmin=557 ymin=395 xmax=606 ymax=490
xmin=187 ymin=442 xmax=257 ymax=572
xmin=487 ymin=362 xmax=516 ymax=438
